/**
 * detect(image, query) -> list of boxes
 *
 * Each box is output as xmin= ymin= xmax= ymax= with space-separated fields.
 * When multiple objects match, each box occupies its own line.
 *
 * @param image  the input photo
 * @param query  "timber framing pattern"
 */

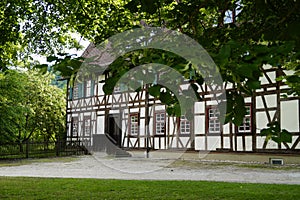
xmin=66 ymin=48 xmax=300 ymax=154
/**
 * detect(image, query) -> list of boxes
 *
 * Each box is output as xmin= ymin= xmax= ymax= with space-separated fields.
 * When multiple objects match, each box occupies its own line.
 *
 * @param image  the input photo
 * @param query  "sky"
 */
xmin=32 ymin=33 xmax=90 ymax=64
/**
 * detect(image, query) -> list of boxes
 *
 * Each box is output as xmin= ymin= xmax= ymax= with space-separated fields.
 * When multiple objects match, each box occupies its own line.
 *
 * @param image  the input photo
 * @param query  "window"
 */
xmin=113 ymin=83 xmax=128 ymax=93
xmin=129 ymin=114 xmax=139 ymax=136
xmin=155 ymin=112 xmax=165 ymax=135
xmin=73 ymin=82 xmax=84 ymax=99
xmin=180 ymin=116 xmax=190 ymax=135
xmin=85 ymin=80 xmax=91 ymax=97
xmin=73 ymin=80 xmax=94 ymax=99
xmin=72 ymin=117 xmax=78 ymax=137
xmin=85 ymin=80 xmax=95 ymax=97
xmin=73 ymin=83 xmax=79 ymax=99
xmin=84 ymin=116 xmax=91 ymax=136
xmin=207 ymin=107 xmax=220 ymax=133
xmin=238 ymin=106 xmax=251 ymax=132
xmin=114 ymin=85 xmax=121 ymax=93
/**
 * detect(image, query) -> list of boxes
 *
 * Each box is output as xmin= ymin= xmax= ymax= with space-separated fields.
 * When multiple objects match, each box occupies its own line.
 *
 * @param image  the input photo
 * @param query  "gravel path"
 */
xmin=1 ymin=153 xmax=300 ymax=184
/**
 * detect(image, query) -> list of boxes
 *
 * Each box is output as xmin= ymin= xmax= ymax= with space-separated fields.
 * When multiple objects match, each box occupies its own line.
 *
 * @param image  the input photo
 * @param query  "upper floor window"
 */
xmin=155 ymin=112 xmax=165 ymax=135
xmin=73 ymin=83 xmax=79 ymax=99
xmin=85 ymin=80 xmax=92 ymax=97
xmin=113 ymin=83 xmax=128 ymax=93
xmin=113 ymin=85 xmax=121 ymax=93
xmin=72 ymin=80 xmax=94 ymax=99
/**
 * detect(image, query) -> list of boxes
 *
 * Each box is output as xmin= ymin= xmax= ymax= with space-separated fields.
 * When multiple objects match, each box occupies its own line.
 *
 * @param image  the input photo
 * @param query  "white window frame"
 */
xmin=73 ymin=83 xmax=79 ymax=99
xmin=180 ymin=116 xmax=190 ymax=135
xmin=238 ymin=105 xmax=251 ymax=133
xmin=207 ymin=107 xmax=220 ymax=134
xmin=72 ymin=117 xmax=78 ymax=137
xmin=85 ymin=80 xmax=91 ymax=97
xmin=155 ymin=111 xmax=166 ymax=135
xmin=84 ymin=116 xmax=91 ymax=136
xmin=113 ymin=85 xmax=121 ymax=93
xmin=129 ymin=114 xmax=139 ymax=136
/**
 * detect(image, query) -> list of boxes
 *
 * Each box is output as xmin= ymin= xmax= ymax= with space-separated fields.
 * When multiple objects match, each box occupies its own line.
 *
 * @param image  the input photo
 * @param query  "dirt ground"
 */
xmin=0 ymin=151 xmax=300 ymax=184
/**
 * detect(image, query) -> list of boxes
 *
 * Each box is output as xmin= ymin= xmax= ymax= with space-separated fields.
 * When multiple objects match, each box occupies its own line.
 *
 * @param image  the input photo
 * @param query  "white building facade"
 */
xmin=66 ymin=45 xmax=300 ymax=153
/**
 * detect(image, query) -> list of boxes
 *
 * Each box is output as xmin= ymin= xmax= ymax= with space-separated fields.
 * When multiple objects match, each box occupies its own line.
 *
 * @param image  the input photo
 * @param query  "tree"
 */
xmin=1 ymin=0 xmax=299 ymax=144
xmin=0 ymin=70 xmax=66 ymax=144
xmin=0 ymin=0 xmax=83 ymax=71
xmin=78 ymin=1 xmax=299 ymax=145
xmin=20 ymin=70 xmax=66 ymax=143
xmin=50 ymin=1 xmax=299 ymax=118
xmin=0 ymin=70 xmax=28 ymax=143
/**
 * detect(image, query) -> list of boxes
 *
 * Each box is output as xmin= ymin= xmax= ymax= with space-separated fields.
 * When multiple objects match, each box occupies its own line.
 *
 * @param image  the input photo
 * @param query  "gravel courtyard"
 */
xmin=1 ymin=151 xmax=300 ymax=184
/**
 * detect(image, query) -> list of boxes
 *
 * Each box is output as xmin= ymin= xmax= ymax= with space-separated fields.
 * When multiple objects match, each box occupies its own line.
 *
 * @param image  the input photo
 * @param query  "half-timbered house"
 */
xmin=66 ymin=44 xmax=300 ymax=154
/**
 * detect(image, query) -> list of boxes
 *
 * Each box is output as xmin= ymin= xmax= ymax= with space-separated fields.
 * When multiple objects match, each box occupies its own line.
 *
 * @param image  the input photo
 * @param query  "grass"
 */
xmin=0 ymin=177 xmax=299 ymax=199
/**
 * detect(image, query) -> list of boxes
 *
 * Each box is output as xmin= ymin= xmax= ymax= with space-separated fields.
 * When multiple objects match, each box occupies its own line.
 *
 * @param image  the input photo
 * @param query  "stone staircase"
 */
xmin=93 ymin=134 xmax=131 ymax=157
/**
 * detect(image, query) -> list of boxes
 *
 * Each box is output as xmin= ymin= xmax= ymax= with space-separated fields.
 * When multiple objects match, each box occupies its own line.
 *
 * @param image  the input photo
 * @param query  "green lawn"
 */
xmin=0 ymin=177 xmax=299 ymax=199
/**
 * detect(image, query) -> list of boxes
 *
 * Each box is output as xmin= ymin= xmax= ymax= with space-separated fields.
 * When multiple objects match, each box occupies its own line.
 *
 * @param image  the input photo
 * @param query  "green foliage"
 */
xmin=65 ymin=0 xmax=298 ymax=126
xmin=222 ymin=91 xmax=246 ymax=126
xmin=261 ymin=121 xmax=292 ymax=144
xmin=36 ymin=54 xmax=84 ymax=83
xmin=278 ymin=61 xmax=300 ymax=96
xmin=0 ymin=70 xmax=66 ymax=144
xmin=0 ymin=71 xmax=28 ymax=142
xmin=0 ymin=0 xmax=83 ymax=70
xmin=1 ymin=0 xmax=299 ymax=145
xmin=148 ymin=85 xmax=161 ymax=98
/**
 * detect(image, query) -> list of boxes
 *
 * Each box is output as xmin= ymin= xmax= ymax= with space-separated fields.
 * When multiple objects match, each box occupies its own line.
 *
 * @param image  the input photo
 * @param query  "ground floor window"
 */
xmin=238 ymin=105 xmax=251 ymax=133
xmin=155 ymin=111 xmax=166 ymax=135
xmin=129 ymin=113 xmax=139 ymax=136
xmin=207 ymin=107 xmax=220 ymax=134
xmin=72 ymin=117 xmax=78 ymax=137
xmin=180 ymin=116 xmax=190 ymax=135
xmin=84 ymin=116 xmax=91 ymax=136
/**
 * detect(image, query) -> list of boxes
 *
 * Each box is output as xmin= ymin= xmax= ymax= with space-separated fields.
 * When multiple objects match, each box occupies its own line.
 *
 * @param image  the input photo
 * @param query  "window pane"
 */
xmin=84 ymin=117 xmax=91 ymax=136
xmin=208 ymin=108 xmax=220 ymax=133
xmin=155 ymin=112 xmax=165 ymax=135
xmin=130 ymin=114 xmax=139 ymax=135
xmin=86 ymin=80 xmax=91 ymax=97
xmin=73 ymin=84 xmax=79 ymax=99
xmin=72 ymin=118 xmax=78 ymax=137
xmin=238 ymin=106 xmax=251 ymax=132
xmin=180 ymin=116 xmax=190 ymax=134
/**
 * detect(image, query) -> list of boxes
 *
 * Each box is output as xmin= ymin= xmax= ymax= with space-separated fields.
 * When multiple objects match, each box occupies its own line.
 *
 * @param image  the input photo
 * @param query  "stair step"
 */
xmin=115 ymin=148 xmax=132 ymax=157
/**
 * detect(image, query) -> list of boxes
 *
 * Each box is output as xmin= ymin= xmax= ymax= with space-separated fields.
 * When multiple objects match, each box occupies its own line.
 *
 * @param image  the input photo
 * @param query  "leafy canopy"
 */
xmin=1 ymin=0 xmax=299 ymax=144
xmin=56 ymin=0 xmax=299 ymax=122
xmin=0 ymin=70 xmax=66 ymax=143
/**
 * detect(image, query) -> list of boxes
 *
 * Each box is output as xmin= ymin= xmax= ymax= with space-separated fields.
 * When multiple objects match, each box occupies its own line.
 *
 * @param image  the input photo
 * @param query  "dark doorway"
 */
xmin=105 ymin=113 xmax=122 ymax=147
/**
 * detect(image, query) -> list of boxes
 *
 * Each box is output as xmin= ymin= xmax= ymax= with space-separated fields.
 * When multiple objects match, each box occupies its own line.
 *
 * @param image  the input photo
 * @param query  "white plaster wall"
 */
xmin=195 ymin=136 xmax=221 ymax=151
xmin=281 ymin=100 xmax=299 ymax=132
xmin=97 ymin=116 xmax=105 ymax=135
xmin=194 ymin=116 xmax=205 ymax=134
xmin=256 ymin=112 xmax=272 ymax=131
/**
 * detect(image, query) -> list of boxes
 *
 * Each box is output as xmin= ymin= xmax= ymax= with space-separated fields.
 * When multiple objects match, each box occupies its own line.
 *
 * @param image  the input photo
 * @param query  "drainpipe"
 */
xmin=145 ymin=84 xmax=150 ymax=158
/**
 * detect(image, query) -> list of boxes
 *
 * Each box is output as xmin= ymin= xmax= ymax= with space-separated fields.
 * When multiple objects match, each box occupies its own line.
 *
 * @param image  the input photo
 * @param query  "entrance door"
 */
xmin=105 ymin=113 xmax=122 ymax=147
